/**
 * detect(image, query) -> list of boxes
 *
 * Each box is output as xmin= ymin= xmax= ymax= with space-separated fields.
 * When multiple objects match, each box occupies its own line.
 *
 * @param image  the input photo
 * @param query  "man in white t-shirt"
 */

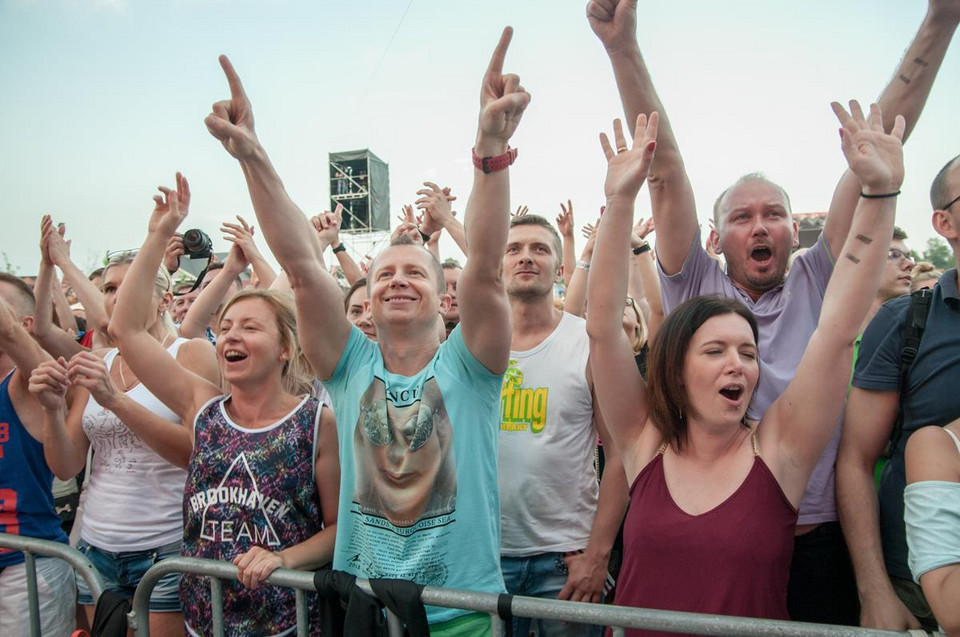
xmin=499 ymin=214 xmax=628 ymax=636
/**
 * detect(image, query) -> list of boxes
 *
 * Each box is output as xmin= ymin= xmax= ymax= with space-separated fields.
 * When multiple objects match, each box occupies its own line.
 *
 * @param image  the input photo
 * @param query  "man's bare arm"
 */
xmin=588 ymin=0 xmax=697 ymax=274
xmin=837 ymin=388 xmax=921 ymax=630
xmin=204 ymin=55 xmax=350 ymax=379
xmin=458 ymin=28 xmax=530 ymax=374
xmin=823 ymin=2 xmax=960 ymax=257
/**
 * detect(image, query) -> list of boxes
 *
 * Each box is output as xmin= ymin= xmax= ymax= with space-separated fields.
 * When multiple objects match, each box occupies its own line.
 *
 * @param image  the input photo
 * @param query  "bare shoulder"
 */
xmin=176 ymin=338 xmax=220 ymax=380
xmin=906 ymin=426 xmax=960 ymax=484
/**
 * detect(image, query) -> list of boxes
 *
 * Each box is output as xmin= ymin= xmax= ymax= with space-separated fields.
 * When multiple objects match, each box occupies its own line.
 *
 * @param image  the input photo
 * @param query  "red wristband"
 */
xmin=472 ymin=146 xmax=518 ymax=174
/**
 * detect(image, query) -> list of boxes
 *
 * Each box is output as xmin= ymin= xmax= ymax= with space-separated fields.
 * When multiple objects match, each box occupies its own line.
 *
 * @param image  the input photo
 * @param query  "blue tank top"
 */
xmin=0 ymin=371 xmax=68 ymax=567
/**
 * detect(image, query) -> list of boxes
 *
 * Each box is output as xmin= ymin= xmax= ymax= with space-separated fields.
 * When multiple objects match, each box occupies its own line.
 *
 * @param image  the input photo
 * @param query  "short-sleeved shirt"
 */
xmin=324 ymin=326 xmax=505 ymax=625
xmin=659 ymin=230 xmax=837 ymax=523
xmin=852 ymin=268 xmax=960 ymax=580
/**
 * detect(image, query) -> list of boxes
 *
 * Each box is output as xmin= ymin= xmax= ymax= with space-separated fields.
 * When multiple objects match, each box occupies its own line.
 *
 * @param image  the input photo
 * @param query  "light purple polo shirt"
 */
xmin=658 ymin=230 xmax=838 ymax=524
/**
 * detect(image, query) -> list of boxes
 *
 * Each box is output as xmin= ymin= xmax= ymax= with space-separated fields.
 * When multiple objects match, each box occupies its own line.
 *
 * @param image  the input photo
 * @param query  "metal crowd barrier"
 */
xmin=0 ymin=532 xmax=106 ymax=637
xmin=130 ymin=556 xmax=918 ymax=637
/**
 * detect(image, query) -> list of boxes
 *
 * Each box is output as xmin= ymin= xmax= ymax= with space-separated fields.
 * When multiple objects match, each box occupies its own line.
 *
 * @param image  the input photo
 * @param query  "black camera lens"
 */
xmin=182 ymin=229 xmax=213 ymax=259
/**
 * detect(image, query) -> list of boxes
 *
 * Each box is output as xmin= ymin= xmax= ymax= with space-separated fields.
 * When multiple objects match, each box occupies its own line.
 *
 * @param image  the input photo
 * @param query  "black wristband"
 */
xmin=332 ymin=243 xmax=347 ymax=254
xmin=419 ymin=230 xmax=432 ymax=243
xmin=860 ymin=190 xmax=901 ymax=199
xmin=633 ymin=243 xmax=651 ymax=255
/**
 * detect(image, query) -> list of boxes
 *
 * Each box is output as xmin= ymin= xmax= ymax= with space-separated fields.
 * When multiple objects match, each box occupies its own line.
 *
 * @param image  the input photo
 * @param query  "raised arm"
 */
xmin=556 ymin=200 xmax=576 ymax=288
xmin=204 ymin=55 xmax=349 ymax=379
xmin=33 ymin=247 xmax=86 ymax=360
xmin=322 ymin=205 xmax=364 ymax=286
xmin=458 ymin=27 xmax=530 ymax=374
xmin=563 ymin=220 xmax=598 ymax=318
xmin=766 ymin=102 xmax=905 ymax=505
xmin=586 ymin=113 xmax=659 ymax=483
xmin=822 ymin=2 xmax=959 ymax=258
xmin=43 ymin=217 xmax=109 ymax=335
xmin=228 ymin=216 xmax=277 ymax=289
xmin=628 ymin=217 xmax=660 ymax=333
xmin=179 ymin=223 xmax=251 ymax=340
xmin=587 ymin=0 xmax=696 ymax=275
xmin=417 ymin=183 xmax=467 ymax=255
xmin=109 ymin=175 xmax=220 ymax=423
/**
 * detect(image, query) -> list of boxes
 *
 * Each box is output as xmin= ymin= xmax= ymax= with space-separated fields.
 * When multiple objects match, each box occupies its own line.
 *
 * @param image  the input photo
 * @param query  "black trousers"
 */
xmin=787 ymin=521 xmax=860 ymax=626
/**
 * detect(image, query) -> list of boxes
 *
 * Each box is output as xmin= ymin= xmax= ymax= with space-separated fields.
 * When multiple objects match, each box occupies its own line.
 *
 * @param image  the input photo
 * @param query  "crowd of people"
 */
xmin=2 ymin=1 xmax=960 ymax=636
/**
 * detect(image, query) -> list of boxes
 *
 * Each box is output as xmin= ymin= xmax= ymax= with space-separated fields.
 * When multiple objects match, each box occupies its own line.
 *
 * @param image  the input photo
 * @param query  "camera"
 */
xmin=182 ymin=229 xmax=213 ymax=260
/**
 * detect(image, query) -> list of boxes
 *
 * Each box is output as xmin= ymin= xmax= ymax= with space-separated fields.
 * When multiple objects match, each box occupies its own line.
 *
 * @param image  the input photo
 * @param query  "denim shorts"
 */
xmin=75 ymin=538 xmax=182 ymax=612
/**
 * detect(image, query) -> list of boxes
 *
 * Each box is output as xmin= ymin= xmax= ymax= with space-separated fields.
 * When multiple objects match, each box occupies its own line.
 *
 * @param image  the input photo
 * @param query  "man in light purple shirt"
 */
xmin=588 ymin=0 xmax=959 ymax=626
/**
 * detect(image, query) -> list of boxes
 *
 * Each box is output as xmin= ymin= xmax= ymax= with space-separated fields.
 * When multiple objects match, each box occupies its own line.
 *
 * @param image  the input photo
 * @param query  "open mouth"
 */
xmin=224 ymin=350 xmax=248 ymax=362
xmin=719 ymin=386 xmax=744 ymax=401
xmin=751 ymin=247 xmax=772 ymax=263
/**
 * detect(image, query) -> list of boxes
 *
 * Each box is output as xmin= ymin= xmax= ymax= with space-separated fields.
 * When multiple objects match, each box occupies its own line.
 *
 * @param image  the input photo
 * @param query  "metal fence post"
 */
xmin=0 ymin=533 xmax=106 ymax=637
xmin=24 ymin=551 xmax=40 ymax=637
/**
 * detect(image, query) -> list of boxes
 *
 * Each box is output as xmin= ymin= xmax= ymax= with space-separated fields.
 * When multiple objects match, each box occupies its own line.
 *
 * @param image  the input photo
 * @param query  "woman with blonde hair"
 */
xmin=30 ymin=186 xmax=220 ymax=636
xmin=109 ymin=174 xmax=338 ymax=636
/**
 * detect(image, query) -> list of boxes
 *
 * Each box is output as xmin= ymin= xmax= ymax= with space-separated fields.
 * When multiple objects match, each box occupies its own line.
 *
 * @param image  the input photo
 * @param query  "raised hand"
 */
xmin=512 ymin=205 xmax=529 ymax=218
xmin=600 ymin=113 xmax=659 ymax=201
xmin=555 ymin=201 xmax=575 ymax=238
xmin=477 ymin=27 xmax=530 ymax=152
xmin=204 ymin=55 xmax=260 ymax=161
xmin=222 ymin=216 xmax=263 ymax=267
xmin=392 ymin=204 xmax=423 ymax=245
xmin=40 ymin=215 xmax=71 ymax=267
xmin=582 ymin=218 xmax=600 ymax=255
xmin=586 ymin=0 xmax=638 ymax=53
xmin=831 ymin=101 xmax=905 ymax=194
xmin=415 ymin=182 xmax=455 ymax=235
xmin=310 ymin=204 xmax=343 ymax=250
xmin=163 ymin=234 xmax=185 ymax=274
xmin=29 ymin=358 xmax=70 ymax=411
xmin=67 ymin=351 xmax=121 ymax=409
xmin=631 ymin=216 xmax=654 ymax=247
xmin=149 ymin=173 xmax=190 ymax=238
xmin=359 ymin=255 xmax=373 ymax=275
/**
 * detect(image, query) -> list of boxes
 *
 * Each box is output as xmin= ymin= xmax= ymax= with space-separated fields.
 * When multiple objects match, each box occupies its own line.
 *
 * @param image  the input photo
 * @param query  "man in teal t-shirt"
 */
xmin=205 ymin=28 xmax=530 ymax=633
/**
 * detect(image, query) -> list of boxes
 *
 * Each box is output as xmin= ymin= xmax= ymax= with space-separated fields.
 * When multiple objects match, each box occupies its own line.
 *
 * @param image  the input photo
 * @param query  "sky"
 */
xmin=1 ymin=0 xmax=959 ymax=275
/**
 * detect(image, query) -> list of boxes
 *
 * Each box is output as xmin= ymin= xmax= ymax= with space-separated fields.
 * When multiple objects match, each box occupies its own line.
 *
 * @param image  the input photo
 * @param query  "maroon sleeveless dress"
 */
xmin=615 ymin=439 xmax=797 ymax=636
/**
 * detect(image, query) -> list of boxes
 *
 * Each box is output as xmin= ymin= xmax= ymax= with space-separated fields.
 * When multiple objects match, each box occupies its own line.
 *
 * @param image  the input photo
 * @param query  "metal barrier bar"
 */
xmin=0 ymin=532 xmax=106 ymax=637
xmin=130 ymin=556 xmax=914 ymax=637
xmin=24 ymin=551 xmax=40 ymax=637
xmin=130 ymin=557 xmax=318 ymax=636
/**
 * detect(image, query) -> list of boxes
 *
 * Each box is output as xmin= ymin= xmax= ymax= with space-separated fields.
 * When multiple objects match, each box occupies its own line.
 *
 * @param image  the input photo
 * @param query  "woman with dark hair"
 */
xmin=587 ymin=102 xmax=904 ymax=632
xmin=343 ymin=277 xmax=376 ymax=340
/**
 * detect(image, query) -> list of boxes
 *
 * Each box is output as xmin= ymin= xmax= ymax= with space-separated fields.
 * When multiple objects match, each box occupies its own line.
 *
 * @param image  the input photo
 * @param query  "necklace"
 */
xmin=117 ymin=333 xmax=173 ymax=392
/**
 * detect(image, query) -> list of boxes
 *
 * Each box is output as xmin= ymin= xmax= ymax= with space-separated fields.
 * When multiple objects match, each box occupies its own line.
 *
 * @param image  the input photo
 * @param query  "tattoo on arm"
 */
xmin=913 ymin=57 xmax=928 ymax=67
xmin=898 ymin=73 xmax=911 ymax=85
xmin=855 ymin=234 xmax=873 ymax=245
xmin=845 ymin=254 xmax=861 ymax=264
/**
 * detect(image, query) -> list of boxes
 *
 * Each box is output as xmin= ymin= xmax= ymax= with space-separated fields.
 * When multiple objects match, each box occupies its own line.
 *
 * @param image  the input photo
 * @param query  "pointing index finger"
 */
xmin=486 ymin=26 xmax=514 ymax=78
xmin=219 ymin=55 xmax=248 ymax=104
